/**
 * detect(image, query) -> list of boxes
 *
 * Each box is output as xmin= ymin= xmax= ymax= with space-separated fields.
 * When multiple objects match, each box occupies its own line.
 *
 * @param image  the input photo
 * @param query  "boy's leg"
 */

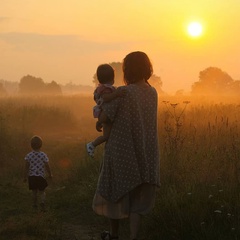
xmin=40 ymin=190 xmax=46 ymax=204
xmin=32 ymin=190 xmax=38 ymax=208
xmin=39 ymin=190 xmax=46 ymax=211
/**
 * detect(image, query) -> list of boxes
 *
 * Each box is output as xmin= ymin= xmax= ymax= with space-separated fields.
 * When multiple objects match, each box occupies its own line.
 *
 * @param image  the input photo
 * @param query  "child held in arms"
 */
xmin=86 ymin=64 xmax=125 ymax=157
xmin=24 ymin=135 xmax=52 ymax=211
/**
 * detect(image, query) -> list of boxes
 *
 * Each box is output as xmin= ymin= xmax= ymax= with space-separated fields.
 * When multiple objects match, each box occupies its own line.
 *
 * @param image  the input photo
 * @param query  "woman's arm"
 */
xmin=101 ymin=88 xmax=126 ymax=102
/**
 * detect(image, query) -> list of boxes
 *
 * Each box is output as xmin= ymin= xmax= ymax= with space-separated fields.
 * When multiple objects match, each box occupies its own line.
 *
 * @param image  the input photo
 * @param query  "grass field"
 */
xmin=0 ymin=94 xmax=240 ymax=240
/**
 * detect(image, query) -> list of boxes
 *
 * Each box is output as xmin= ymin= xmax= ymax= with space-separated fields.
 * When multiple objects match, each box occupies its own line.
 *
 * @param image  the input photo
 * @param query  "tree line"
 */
xmin=0 ymin=63 xmax=240 ymax=96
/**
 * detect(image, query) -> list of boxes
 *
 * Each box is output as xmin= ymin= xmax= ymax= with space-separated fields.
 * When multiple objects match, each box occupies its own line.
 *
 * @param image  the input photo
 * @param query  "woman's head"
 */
xmin=97 ymin=64 xmax=115 ymax=84
xmin=122 ymin=51 xmax=153 ymax=85
xmin=31 ymin=135 xmax=43 ymax=150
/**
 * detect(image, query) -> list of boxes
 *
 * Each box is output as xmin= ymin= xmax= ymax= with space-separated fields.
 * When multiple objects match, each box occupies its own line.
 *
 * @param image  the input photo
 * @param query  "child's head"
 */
xmin=31 ymin=135 xmax=43 ymax=151
xmin=96 ymin=64 xmax=115 ymax=84
xmin=122 ymin=51 xmax=153 ymax=85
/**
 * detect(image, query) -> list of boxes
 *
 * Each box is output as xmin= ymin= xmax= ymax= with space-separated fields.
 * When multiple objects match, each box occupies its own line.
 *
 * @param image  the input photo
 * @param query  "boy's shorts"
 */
xmin=28 ymin=176 xmax=48 ymax=191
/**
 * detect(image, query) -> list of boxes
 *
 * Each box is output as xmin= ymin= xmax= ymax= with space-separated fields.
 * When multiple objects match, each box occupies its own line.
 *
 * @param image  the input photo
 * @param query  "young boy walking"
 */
xmin=24 ymin=135 xmax=52 ymax=211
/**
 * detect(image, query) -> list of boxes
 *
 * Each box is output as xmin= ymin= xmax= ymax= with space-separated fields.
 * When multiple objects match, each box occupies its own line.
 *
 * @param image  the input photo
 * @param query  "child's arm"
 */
xmin=44 ymin=162 xmax=53 ymax=178
xmin=101 ymin=88 xmax=126 ymax=102
xmin=96 ymin=111 xmax=109 ymax=132
xmin=23 ymin=161 xmax=30 ymax=182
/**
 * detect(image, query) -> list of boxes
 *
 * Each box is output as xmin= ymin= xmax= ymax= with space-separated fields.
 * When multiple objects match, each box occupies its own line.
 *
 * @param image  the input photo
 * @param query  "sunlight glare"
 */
xmin=187 ymin=22 xmax=203 ymax=37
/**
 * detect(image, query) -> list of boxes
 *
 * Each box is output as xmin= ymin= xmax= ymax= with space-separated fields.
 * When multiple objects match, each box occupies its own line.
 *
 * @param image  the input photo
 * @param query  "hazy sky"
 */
xmin=1 ymin=0 xmax=240 ymax=93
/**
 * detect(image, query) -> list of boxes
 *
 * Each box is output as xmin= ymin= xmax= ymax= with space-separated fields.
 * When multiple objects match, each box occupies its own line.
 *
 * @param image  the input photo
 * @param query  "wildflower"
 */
xmin=187 ymin=192 xmax=192 ymax=195
xmin=170 ymin=103 xmax=178 ymax=108
xmin=227 ymin=213 xmax=231 ymax=217
xmin=164 ymin=126 xmax=173 ymax=132
xmin=214 ymin=210 xmax=222 ymax=214
xmin=219 ymin=189 xmax=223 ymax=192
xmin=208 ymin=194 xmax=213 ymax=198
xmin=176 ymin=122 xmax=183 ymax=127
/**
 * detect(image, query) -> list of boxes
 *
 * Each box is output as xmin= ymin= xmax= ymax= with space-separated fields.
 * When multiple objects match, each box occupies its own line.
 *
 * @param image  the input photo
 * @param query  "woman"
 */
xmin=92 ymin=51 xmax=160 ymax=240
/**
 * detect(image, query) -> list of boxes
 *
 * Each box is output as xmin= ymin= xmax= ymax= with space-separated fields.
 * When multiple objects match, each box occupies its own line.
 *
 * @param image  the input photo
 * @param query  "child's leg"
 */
xmin=92 ymin=123 xmax=112 ymax=147
xmin=39 ymin=190 xmax=46 ymax=211
xmin=92 ymin=136 xmax=106 ymax=147
xmin=39 ymin=190 xmax=46 ymax=204
xmin=32 ymin=190 xmax=38 ymax=208
xmin=102 ymin=123 xmax=112 ymax=141
xmin=87 ymin=124 xmax=112 ymax=157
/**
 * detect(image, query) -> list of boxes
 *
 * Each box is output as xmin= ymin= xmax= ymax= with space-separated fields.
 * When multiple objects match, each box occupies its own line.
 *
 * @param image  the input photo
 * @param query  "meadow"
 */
xmin=0 ymin=94 xmax=240 ymax=240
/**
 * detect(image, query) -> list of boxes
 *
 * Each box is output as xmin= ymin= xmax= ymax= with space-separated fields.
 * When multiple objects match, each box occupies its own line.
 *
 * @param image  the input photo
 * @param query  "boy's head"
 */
xmin=96 ymin=64 xmax=114 ymax=84
xmin=31 ymin=135 xmax=42 ymax=150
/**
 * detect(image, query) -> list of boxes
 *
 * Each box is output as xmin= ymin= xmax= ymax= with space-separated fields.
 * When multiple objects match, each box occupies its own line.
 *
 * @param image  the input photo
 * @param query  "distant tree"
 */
xmin=227 ymin=80 xmax=240 ymax=95
xmin=0 ymin=83 xmax=7 ymax=96
xmin=19 ymin=75 xmax=45 ymax=94
xmin=61 ymin=82 xmax=93 ymax=94
xmin=191 ymin=67 xmax=234 ymax=95
xmin=45 ymin=81 xmax=62 ymax=95
xmin=93 ymin=62 xmax=163 ymax=93
xmin=148 ymin=74 xmax=164 ymax=94
xmin=0 ymin=80 xmax=18 ymax=94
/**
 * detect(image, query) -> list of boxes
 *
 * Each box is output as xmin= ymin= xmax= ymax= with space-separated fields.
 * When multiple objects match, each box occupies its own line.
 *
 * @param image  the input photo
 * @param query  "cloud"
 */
xmin=0 ymin=32 xmax=130 ymax=55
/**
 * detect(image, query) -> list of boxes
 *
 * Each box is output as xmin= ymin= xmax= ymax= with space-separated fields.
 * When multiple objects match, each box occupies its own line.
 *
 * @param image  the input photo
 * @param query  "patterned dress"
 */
xmin=94 ymin=84 xmax=160 ymax=208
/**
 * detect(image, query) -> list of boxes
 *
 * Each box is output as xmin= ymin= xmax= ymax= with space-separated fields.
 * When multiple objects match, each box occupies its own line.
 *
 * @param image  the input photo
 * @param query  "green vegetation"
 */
xmin=0 ymin=95 xmax=240 ymax=240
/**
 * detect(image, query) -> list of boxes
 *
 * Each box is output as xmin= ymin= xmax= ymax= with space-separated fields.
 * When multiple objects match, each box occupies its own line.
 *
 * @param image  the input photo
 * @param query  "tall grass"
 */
xmin=0 ymin=94 xmax=240 ymax=239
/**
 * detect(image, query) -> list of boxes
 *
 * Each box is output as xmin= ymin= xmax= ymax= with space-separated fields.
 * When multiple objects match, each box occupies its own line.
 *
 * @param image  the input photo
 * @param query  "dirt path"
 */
xmin=61 ymin=222 xmax=99 ymax=240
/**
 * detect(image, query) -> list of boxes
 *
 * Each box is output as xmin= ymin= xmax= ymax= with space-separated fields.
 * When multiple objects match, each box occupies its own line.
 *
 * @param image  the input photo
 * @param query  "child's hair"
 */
xmin=96 ymin=64 xmax=114 ymax=84
xmin=31 ymin=135 xmax=43 ymax=150
xmin=122 ymin=51 xmax=153 ymax=85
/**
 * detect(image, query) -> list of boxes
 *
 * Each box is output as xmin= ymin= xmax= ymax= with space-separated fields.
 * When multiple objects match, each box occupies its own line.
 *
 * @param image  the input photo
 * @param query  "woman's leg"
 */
xmin=130 ymin=213 xmax=141 ymax=240
xmin=110 ymin=219 xmax=119 ymax=238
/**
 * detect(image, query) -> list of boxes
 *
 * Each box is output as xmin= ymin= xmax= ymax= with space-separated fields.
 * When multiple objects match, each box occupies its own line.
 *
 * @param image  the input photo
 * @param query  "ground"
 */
xmin=61 ymin=223 xmax=98 ymax=240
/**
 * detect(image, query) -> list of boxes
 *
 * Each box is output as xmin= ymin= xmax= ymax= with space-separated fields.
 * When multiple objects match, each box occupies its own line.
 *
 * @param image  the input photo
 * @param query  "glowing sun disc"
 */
xmin=187 ymin=22 xmax=203 ymax=37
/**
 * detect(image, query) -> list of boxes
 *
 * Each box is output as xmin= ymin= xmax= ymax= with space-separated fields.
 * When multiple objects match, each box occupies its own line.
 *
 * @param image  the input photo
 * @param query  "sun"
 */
xmin=187 ymin=22 xmax=203 ymax=38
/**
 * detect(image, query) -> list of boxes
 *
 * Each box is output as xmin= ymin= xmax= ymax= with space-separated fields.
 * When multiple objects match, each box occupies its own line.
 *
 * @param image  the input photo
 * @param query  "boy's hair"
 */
xmin=96 ymin=64 xmax=114 ymax=84
xmin=31 ymin=135 xmax=43 ymax=150
xmin=123 ymin=51 xmax=153 ymax=85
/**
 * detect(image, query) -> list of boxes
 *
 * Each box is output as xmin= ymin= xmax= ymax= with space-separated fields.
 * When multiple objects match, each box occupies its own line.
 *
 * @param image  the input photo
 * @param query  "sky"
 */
xmin=0 ymin=0 xmax=240 ymax=93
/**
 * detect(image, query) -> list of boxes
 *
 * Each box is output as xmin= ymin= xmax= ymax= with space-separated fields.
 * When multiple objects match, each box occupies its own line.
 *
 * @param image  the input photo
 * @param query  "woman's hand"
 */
xmin=116 ymin=87 xmax=127 ymax=97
